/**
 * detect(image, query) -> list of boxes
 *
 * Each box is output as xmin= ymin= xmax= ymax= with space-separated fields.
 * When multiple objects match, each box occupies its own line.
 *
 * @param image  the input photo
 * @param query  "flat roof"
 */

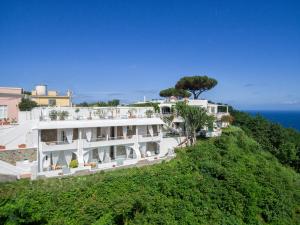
xmin=33 ymin=117 xmax=164 ymax=130
xmin=0 ymin=87 xmax=22 ymax=90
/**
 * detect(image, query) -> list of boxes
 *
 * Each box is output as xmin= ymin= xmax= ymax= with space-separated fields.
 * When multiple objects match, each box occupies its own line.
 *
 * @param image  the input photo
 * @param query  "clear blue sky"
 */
xmin=0 ymin=0 xmax=299 ymax=110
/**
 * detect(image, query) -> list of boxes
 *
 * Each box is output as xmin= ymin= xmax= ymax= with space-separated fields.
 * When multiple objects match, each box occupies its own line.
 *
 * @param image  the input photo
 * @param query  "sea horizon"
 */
xmin=244 ymin=110 xmax=300 ymax=131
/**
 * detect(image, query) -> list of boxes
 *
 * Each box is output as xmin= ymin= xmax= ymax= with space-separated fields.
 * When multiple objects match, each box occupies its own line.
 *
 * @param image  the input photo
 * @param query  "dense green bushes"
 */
xmin=0 ymin=128 xmax=299 ymax=224
xmin=231 ymin=110 xmax=300 ymax=172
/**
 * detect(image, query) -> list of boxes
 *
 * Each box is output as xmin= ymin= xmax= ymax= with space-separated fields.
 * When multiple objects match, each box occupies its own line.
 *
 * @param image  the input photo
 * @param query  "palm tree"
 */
xmin=175 ymin=102 xmax=214 ymax=145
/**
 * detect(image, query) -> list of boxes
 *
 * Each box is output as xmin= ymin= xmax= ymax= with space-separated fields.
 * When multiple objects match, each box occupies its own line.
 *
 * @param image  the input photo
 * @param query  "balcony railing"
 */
xmin=88 ymin=135 xmax=134 ymax=142
xmin=39 ymin=114 xmax=160 ymax=122
xmin=141 ymin=132 xmax=160 ymax=138
xmin=44 ymin=140 xmax=70 ymax=145
xmin=42 ymin=140 xmax=78 ymax=151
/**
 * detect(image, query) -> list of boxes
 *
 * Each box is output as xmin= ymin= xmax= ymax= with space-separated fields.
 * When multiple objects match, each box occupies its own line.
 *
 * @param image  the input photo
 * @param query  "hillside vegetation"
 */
xmin=231 ymin=110 xmax=300 ymax=172
xmin=0 ymin=127 xmax=299 ymax=224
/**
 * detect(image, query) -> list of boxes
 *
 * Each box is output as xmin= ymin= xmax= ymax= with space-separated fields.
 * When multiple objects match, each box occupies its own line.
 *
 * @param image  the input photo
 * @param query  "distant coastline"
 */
xmin=245 ymin=110 xmax=300 ymax=131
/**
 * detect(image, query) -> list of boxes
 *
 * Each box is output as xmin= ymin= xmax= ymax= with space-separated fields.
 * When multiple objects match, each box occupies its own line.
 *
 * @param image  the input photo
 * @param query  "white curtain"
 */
xmin=103 ymin=150 xmax=111 ymax=163
xmin=92 ymin=128 xmax=97 ymax=139
xmin=43 ymin=155 xmax=50 ymax=168
xmin=140 ymin=144 xmax=146 ymax=157
xmin=148 ymin=125 xmax=153 ymax=136
xmin=126 ymin=146 xmax=131 ymax=159
xmin=64 ymin=151 xmax=73 ymax=167
xmin=98 ymin=148 xmax=105 ymax=162
xmin=65 ymin=129 xmax=73 ymax=144
xmin=85 ymin=128 xmax=92 ymax=141
xmin=122 ymin=126 xmax=127 ymax=139
xmin=83 ymin=152 xmax=90 ymax=163
xmin=104 ymin=127 xmax=110 ymax=140
xmin=52 ymin=152 xmax=60 ymax=167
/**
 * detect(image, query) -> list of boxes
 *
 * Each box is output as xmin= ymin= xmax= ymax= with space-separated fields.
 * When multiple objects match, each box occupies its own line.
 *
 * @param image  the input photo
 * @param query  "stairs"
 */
xmin=160 ymin=116 xmax=181 ymax=134
xmin=0 ymin=121 xmax=37 ymax=149
xmin=0 ymin=160 xmax=24 ymax=178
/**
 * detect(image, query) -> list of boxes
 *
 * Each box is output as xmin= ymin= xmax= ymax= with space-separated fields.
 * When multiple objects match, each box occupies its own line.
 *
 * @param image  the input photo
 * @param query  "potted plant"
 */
xmin=49 ymin=110 xmax=58 ymax=120
xmin=128 ymin=109 xmax=137 ymax=118
xmin=18 ymin=144 xmax=26 ymax=148
xmin=11 ymin=118 xmax=17 ymax=124
xmin=145 ymin=110 xmax=154 ymax=118
xmin=69 ymin=159 xmax=78 ymax=168
xmin=58 ymin=111 xmax=69 ymax=120
xmin=3 ymin=118 xmax=10 ymax=125
xmin=95 ymin=109 xmax=106 ymax=119
xmin=75 ymin=108 xmax=80 ymax=120
xmin=87 ymin=111 xmax=92 ymax=120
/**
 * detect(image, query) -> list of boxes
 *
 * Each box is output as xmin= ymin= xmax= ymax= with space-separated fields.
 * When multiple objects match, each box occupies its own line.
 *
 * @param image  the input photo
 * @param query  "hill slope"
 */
xmin=0 ymin=127 xmax=299 ymax=224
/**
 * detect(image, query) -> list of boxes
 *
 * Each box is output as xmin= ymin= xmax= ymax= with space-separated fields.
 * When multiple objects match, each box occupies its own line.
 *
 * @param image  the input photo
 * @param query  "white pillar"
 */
xmin=134 ymin=126 xmax=141 ymax=160
xmin=77 ymin=128 xmax=84 ymax=167
xmin=114 ymin=126 xmax=117 ymax=138
xmin=38 ymin=130 xmax=43 ymax=172
xmin=113 ymin=145 xmax=116 ymax=160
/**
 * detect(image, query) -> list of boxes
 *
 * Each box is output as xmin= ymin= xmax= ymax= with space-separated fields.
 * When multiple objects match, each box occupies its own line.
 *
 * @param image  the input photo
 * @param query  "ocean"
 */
xmin=245 ymin=111 xmax=300 ymax=132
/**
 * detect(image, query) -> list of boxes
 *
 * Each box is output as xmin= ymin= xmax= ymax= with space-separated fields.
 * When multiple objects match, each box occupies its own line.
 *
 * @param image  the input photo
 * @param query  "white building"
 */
xmin=0 ymin=106 xmax=185 ymax=179
xmin=0 ymin=97 xmax=230 ymax=179
xmin=141 ymin=98 xmax=230 ymax=136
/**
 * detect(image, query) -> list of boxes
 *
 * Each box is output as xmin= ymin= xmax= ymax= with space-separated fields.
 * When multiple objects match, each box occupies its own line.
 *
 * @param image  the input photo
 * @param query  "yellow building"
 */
xmin=31 ymin=85 xmax=72 ymax=107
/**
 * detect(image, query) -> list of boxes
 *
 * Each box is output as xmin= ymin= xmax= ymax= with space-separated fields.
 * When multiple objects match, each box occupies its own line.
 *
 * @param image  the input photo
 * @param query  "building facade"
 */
xmin=0 ymin=106 xmax=184 ymax=178
xmin=31 ymin=85 xmax=72 ymax=107
xmin=0 ymin=87 xmax=23 ymax=122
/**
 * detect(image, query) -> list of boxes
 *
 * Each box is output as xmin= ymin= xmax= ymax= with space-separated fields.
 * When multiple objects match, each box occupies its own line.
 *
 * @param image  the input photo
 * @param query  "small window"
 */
xmin=48 ymin=99 xmax=56 ymax=106
xmin=0 ymin=105 xmax=8 ymax=119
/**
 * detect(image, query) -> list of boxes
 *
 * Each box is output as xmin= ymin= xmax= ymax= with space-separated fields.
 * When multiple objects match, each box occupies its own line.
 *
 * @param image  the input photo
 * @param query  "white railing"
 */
xmin=83 ymin=136 xmax=137 ymax=148
xmin=41 ymin=140 xmax=78 ymax=151
xmin=39 ymin=114 xmax=160 ymax=122
xmin=88 ymin=136 xmax=133 ymax=142
xmin=141 ymin=133 xmax=160 ymax=138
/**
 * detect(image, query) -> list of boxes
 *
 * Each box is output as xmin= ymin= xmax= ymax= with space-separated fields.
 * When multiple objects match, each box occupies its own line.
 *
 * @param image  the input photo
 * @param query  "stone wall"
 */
xmin=0 ymin=174 xmax=17 ymax=183
xmin=0 ymin=148 xmax=37 ymax=165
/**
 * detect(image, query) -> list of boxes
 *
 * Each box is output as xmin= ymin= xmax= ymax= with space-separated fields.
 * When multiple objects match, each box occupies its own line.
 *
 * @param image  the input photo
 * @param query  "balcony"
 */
xmin=42 ymin=140 xmax=78 ymax=152
xmin=139 ymin=133 xmax=161 ymax=142
xmin=83 ymin=135 xmax=137 ymax=149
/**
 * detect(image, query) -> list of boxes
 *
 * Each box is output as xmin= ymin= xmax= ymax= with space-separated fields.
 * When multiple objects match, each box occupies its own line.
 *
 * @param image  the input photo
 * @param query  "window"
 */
xmin=48 ymin=99 xmax=56 ymax=106
xmin=0 ymin=105 xmax=8 ymax=119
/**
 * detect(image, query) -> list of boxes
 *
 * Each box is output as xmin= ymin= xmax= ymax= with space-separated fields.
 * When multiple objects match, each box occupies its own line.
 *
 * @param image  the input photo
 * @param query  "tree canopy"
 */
xmin=18 ymin=98 xmax=37 ymax=111
xmin=77 ymin=99 xmax=120 ymax=107
xmin=175 ymin=102 xmax=214 ymax=145
xmin=175 ymin=76 xmax=218 ymax=99
xmin=159 ymin=88 xmax=191 ymax=99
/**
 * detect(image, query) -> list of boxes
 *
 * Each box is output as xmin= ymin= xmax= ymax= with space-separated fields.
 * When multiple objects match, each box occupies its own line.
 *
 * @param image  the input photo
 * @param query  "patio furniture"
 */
xmin=116 ymin=159 xmax=124 ymax=166
xmin=62 ymin=166 xmax=71 ymax=175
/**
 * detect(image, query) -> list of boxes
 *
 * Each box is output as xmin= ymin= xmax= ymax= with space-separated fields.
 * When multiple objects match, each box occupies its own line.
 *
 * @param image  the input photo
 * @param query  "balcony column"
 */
xmin=77 ymin=128 xmax=84 ymax=167
xmin=38 ymin=130 xmax=43 ymax=172
xmin=106 ymin=127 xmax=109 ymax=140
xmin=113 ymin=145 xmax=116 ymax=160
xmin=114 ymin=126 xmax=117 ymax=138
xmin=134 ymin=126 xmax=141 ymax=160
xmin=159 ymin=125 xmax=163 ymax=140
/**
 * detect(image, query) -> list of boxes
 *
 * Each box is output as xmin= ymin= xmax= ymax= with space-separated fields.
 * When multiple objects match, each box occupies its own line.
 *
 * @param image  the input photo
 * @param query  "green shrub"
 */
xmin=58 ymin=111 xmax=69 ymax=120
xmin=0 ymin=130 xmax=299 ymax=224
xmin=69 ymin=159 xmax=78 ymax=168
xmin=18 ymin=98 xmax=37 ymax=111
xmin=49 ymin=110 xmax=58 ymax=120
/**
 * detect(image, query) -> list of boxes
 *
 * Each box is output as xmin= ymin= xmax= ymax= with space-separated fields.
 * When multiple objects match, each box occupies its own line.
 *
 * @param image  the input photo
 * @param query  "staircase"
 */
xmin=0 ymin=121 xmax=37 ymax=149
xmin=0 ymin=160 xmax=24 ymax=178
xmin=160 ymin=115 xmax=181 ymax=134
